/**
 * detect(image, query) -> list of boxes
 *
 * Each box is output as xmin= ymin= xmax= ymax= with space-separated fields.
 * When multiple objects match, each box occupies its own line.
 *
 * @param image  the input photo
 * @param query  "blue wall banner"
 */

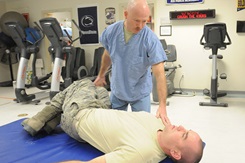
xmin=166 ymin=0 xmax=204 ymax=4
xmin=77 ymin=6 xmax=99 ymax=44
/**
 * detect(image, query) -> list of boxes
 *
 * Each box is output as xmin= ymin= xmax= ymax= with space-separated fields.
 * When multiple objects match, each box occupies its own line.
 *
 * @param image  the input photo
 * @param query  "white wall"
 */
xmin=154 ymin=0 xmax=245 ymax=92
xmin=1 ymin=0 xmax=245 ymax=92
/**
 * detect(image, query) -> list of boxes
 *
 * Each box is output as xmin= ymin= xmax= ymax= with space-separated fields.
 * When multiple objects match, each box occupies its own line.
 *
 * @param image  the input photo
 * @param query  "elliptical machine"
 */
xmin=5 ymin=21 xmax=51 ymax=104
xmin=199 ymin=23 xmax=231 ymax=107
xmin=0 ymin=11 xmax=27 ymax=87
xmin=39 ymin=17 xmax=85 ymax=99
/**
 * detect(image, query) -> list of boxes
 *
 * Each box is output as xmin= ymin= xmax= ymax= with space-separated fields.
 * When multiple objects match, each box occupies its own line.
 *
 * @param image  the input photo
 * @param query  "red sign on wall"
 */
xmin=169 ymin=9 xmax=215 ymax=20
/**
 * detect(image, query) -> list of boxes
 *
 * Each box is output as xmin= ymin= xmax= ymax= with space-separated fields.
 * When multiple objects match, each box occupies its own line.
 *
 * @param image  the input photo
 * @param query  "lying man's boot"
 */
xmin=21 ymin=105 xmax=62 ymax=136
xmin=22 ymin=118 xmax=38 ymax=136
xmin=42 ymin=114 xmax=61 ymax=134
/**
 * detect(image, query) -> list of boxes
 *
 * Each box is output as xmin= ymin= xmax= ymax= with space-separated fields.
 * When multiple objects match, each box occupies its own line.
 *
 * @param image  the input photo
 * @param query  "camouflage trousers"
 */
xmin=50 ymin=78 xmax=111 ymax=141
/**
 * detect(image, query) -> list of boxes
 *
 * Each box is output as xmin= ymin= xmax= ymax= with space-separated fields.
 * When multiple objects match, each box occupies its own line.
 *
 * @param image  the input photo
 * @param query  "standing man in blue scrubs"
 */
xmin=94 ymin=0 xmax=168 ymax=119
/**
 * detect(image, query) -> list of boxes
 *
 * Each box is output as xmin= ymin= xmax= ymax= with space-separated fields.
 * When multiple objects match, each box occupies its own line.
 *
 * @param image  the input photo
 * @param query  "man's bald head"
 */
xmin=124 ymin=0 xmax=150 ymax=33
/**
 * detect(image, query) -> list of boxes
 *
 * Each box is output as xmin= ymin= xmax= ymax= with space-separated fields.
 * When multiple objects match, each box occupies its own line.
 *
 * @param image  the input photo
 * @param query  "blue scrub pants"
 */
xmin=110 ymin=92 xmax=151 ymax=112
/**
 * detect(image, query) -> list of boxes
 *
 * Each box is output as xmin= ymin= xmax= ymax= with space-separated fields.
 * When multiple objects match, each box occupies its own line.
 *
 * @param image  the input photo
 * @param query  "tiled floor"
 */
xmin=0 ymin=86 xmax=245 ymax=163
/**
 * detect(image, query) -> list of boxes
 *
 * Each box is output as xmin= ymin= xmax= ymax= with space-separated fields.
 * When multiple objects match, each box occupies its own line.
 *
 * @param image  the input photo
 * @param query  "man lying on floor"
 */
xmin=22 ymin=79 xmax=204 ymax=163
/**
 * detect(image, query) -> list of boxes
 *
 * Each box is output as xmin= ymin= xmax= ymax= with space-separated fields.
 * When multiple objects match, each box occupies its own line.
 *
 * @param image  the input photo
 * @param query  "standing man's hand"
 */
xmin=156 ymin=106 xmax=168 ymax=123
xmin=159 ymin=111 xmax=172 ymax=127
xmin=94 ymin=49 xmax=111 ymax=87
xmin=94 ymin=76 xmax=107 ymax=87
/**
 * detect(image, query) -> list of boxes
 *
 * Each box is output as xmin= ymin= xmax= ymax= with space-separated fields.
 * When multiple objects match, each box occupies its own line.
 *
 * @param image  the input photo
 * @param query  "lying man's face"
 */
xmin=162 ymin=125 xmax=203 ymax=162
xmin=164 ymin=125 xmax=200 ymax=146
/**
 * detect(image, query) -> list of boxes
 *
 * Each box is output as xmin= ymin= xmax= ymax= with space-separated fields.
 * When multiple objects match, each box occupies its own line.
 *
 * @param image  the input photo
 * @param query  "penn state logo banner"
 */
xmin=77 ymin=6 xmax=99 ymax=44
xmin=166 ymin=0 xmax=204 ymax=4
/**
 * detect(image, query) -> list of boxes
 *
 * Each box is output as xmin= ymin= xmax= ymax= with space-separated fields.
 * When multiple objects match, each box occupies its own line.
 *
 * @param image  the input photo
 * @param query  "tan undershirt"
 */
xmin=124 ymin=26 xmax=134 ymax=43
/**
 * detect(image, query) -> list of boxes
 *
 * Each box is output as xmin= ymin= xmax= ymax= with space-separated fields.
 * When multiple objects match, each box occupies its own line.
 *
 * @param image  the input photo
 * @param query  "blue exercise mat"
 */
xmin=0 ymin=119 xmax=174 ymax=163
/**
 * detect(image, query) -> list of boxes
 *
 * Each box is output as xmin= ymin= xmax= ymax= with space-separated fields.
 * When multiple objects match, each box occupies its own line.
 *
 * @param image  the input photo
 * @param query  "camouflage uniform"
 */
xmin=22 ymin=78 xmax=111 ymax=138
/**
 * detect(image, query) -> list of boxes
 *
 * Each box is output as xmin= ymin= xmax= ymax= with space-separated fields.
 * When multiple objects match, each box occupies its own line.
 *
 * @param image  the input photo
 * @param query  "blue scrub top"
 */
xmin=100 ymin=21 xmax=167 ymax=101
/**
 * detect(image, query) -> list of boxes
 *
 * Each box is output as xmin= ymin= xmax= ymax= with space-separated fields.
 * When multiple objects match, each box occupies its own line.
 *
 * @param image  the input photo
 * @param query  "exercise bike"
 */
xmin=5 ymin=21 xmax=51 ymax=104
xmin=199 ymin=23 xmax=231 ymax=107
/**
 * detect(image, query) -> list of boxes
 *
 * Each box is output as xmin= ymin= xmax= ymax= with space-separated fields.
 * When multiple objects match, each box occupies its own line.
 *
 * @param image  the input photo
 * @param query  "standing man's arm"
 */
xmin=94 ymin=49 xmax=111 ymax=87
xmin=152 ymin=62 xmax=168 ymax=119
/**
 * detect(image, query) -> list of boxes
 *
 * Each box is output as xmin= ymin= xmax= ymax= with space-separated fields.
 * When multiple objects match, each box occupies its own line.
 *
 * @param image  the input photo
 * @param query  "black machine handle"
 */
xmin=224 ymin=31 xmax=232 ymax=45
xmin=200 ymin=34 xmax=205 ymax=45
xmin=59 ymin=19 xmax=82 ymax=45
xmin=32 ymin=22 xmax=45 ymax=46
xmin=4 ymin=22 xmax=26 ymax=49
xmin=69 ymin=19 xmax=83 ymax=44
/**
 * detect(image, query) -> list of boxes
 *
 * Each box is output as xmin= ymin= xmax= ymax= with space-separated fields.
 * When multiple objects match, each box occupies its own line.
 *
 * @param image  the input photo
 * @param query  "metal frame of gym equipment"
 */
xmin=199 ymin=23 xmax=231 ymax=107
xmin=5 ymin=21 xmax=51 ymax=104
